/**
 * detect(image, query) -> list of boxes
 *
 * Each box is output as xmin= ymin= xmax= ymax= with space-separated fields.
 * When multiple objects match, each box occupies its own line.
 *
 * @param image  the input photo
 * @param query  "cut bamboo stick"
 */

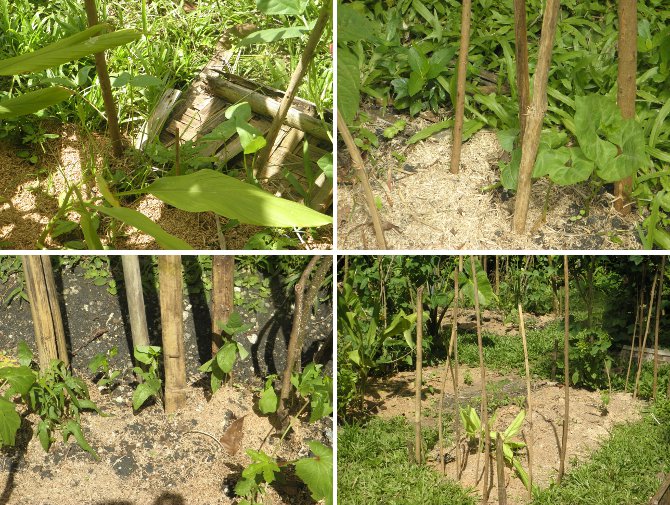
xmin=513 ymin=0 xmax=530 ymax=140
xmin=653 ymin=256 xmax=665 ymax=399
xmin=557 ymin=255 xmax=569 ymax=484
xmin=450 ymin=0 xmax=472 ymax=174
xmin=519 ymin=303 xmax=533 ymax=499
xmin=495 ymin=433 xmax=507 ymax=505
xmin=414 ymin=286 xmax=425 ymax=464
xmin=121 ymin=256 xmax=150 ymax=350
xmin=634 ymin=271 xmax=658 ymax=400
xmin=22 ymin=256 xmax=68 ymax=370
xmin=454 ymin=256 xmax=463 ymax=479
xmin=211 ymin=255 xmax=235 ymax=357
xmin=625 ymin=289 xmax=642 ymax=391
xmin=159 ymin=255 xmax=187 ymax=414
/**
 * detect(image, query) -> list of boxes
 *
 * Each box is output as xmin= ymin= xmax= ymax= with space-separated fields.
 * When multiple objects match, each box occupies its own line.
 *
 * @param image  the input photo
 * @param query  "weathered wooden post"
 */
xmin=159 ymin=255 xmax=187 ymax=414
xmin=211 ymin=256 xmax=235 ymax=357
xmin=450 ymin=0 xmax=472 ymax=174
xmin=558 ymin=255 xmax=570 ymax=484
xmin=22 ymin=255 xmax=69 ymax=370
xmin=414 ymin=285 xmax=424 ymax=464
xmin=121 ymin=256 xmax=150 ymax=350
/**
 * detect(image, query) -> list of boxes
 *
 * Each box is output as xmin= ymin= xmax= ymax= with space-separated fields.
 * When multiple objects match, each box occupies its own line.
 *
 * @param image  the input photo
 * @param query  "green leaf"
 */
xmin=503 ymin=410 xmax=525 ymax=439
xmin=597 ymin=119 xmax=648 ymax=183
xmin=142 ymin=169 xmax=332 ymax=228
xmin=256 ymin=0 xmax=308 ymax=15
xmin=0 ymin=87 xmax=74 ymax=119
xmin=238 ymin=26 xmax=310 ymax=46
xmin=216 ymin=342 xmax=238 ymax=374
xmin=337 ymin=47 xmax=360 ymax=124
xmin=0 ymin=366 xmax=35 ymax=396
xmin=0 ymin=25 xmax=141 ymax=75
xmin=407 ymin=120 xmax=453 ymax=144
xmin=0 ymin=397 xmax=21 ymax=447
xmin=132 ymin=378 xmax=161 ymax=410
xmin=548 ymin=147 xmax=595 ymax=186
xmin=532 ymin=146 xmax=571 ymax=179
xmin=62 ymin=420 xmax=97 ymax=459
xmin=338 ymin=4 xmax=376 ymax=43
xmin=236 ymin=343 xmax=249 ymax=360
xmin=90 ymin=205 xmax=194 ymax=250
xmin=259 ymin=384 xmax=278 ymax=414
xmin=317 ymin=153 xmax=333 ymax=180
xmin=295 ymin=441 xmax=333 ymax=505
xmin=38 ymin=419 xmax=50 ymax=451
xmin=17 ymin=342 xmax=33 ymax=367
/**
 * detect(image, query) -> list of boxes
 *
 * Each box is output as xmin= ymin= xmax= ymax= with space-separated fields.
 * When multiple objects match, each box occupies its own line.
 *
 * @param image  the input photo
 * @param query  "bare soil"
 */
xmin=338 ymin=108 xmax=644 ymax=250
xmin=365 ymin=364 xmax=645 ymax=505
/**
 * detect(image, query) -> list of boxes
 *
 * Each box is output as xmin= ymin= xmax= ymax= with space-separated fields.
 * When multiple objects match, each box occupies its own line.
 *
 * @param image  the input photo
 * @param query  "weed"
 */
xmin=463 ymin=369 xmax=474 ymax=386
xmin=132 ymin=345 xmax=162 ymax=410
xmin=88 ymin=346 xmax=122 ymax=390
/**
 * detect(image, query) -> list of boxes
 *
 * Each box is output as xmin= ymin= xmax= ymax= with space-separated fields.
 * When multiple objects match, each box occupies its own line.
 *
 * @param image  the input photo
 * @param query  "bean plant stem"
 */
xmin=450 ymin=0 xmax=472 ymax=174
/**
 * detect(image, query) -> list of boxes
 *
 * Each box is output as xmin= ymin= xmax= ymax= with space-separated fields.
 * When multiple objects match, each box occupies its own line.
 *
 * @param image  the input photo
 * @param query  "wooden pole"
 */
xmin=471 ymin=256 xmax=490 ymax=504
xmin=121 ymin=256 xmax=150 ymax=350
xmin=614 ymin=0 xmax=637 ymax=214
xmin=454 ymin=256 xmax=463 ymax=479
xmin=513 ymin=0 xmax=530 ymax=140
xmin=557 ymin=255 xmax=569 ymax=484
xmin=211 ymin=256 xmax=235 ymax=357
xmin=159 ymin=255 xmax=187 ymax=414
xmin=83 ymin=0 xmax=124 ymax=157
xmin=22 ymin=256 xmax=69 ymax=370
xmin=519 ymin=303 xmax=534 ymax=499
xmin=625 ymin=289 xmax=642 ymax=391
xmin=254 ymin=0 xmax=331 ymax=176
xmin=634 ymin=272 xmax=658 ymax=400
xmin=512 ymin=0 xmax=561 ymax=234
xmin=653 ymin=256 xmax=665 ymax=400
xmin=495 ymin=433 xmax=507 ymax=505
xmin=278 ymin=256 xmax=321 ymax=413
xmin=414 ymin=286 xmax=425 ymax=464
xmin=450 ymin=0 xmax=472 ymax=174
xmin=337 ymin=108 xmax=386 ymax=248
xmin=494 ymin=256 xmax=499 ymax=297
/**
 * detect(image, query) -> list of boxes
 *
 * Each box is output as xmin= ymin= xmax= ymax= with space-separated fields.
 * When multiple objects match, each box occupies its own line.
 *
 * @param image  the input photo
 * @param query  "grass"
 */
xmin=338 ymin=416 xmax=476 ymax=505
xmin=532 ymin=409 xmax=670 ymax=505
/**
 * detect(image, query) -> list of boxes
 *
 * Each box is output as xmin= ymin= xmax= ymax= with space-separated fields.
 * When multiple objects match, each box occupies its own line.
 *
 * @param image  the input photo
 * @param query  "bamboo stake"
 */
xmin=557 ymin=255 xmax=569 ymax=484
xmin=512 ymin=0 xmax=561 ymax=234
xmin=83 ymin=0 xmax=123 ymax=157
xmin=454 ymin=256 xmax=463 ymax=479
xmin=438 ymin=264 xmax=461 ymax=475
xmin=471 ymin=256 xmax=490 ymax=504
xmin=450 ymin=0 xmax=472 ymax=174
xmin=211 ymin=256 xmax=235 ymax=357
xmin=337 ymin=109 xmax=386 ymax=248
xmin=414 ymin=285 xmax=425 ymax=464
xmin=278 ymin=256 xmax=321 ymax=414
xmin=495 ymin=433 xmax=507 ymax=505
xmin=494 ymin=256 xmax=499 ymax=297
xmin=519 ymin=303 xmax=533 ymax=499
xmin=513 ymin=0 xmax=530 ymax=140
xmin=625 ymin=288 xmax=642 ymax=391
xmin=614 ymin=0 xmax=637 ymax=214
xmin=159 ymin=255 xmax=187 ymax=414
xmin=634 ymin=271 xmax=658 ymax=400
xmin=653 ymin=256 xmax=665 ymax=400
xmin=121 ymin=256 xmax=150 ymax=373
xmin=22 ymin=256 xmax=69 ymax=370
xmin=255 ymin=0 xmax=331 ymax=177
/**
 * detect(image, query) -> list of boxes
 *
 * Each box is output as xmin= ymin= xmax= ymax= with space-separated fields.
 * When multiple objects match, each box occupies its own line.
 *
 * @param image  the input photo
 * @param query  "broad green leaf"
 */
xmin=337 ymin=47 xmax=360 ymax=124
xmin=460 ymin=260 xmax=496 ymax=307
xmin=348 ymin=349 xmax=361 ymax=365
xmin=317 ymin=153 xmax=333 ymax=180
xmin=503 ymin=410 xmax=525 ymax=439
xmin=143 ymin=169 xmax=332 ymax=228
xmin=500 ymin=147 xmax=521 ymax=190
xmin=0 ymin=365 xmax=35 ymax=396
xmin=259 ymin=385 xmax=278 ymax=414
xmin=408 ymin=71 xmax=424 ymax=97
xmin=407 ymin=120 xmax=453 ymax=144
xmin=256 ymin=0 xmax=308 ymax=15
xmin=62 ymin=420 xmax=97 ymax=458
xmin=238 ymin=26 xmax=310 ymax=46
xmin=17 ymin=342 xmax=33 ymax=367
xmin=338 ymin=4 xmax=376 ymax=43
xmin=90 ymin=205 xmax=193 ymax=250
xmin=513 ymin=457 xmax=531 ymax=490
xmin=132 ymin=378 xmax=161 ymax=410
xmin=597 ymin=119 xmax=648 ymax=183
xmin=236 ymin=343 xmax=249 ymax=360
xmin=216 ymin=342 xmax=238 ymax=373
xmin=295 ymin=441 xmax=333 ymax=505
xmin=95 ymin=174 xmax=120 ymax=207
xmin=548 ymin=147 xmax=594 ymax=186
xmin=38 ymin=419 xmax=50 ymax=451
xmin=0 ymin=87 xmax=73 ymax=119
xmin=574 ymin=94 xmax=619 ymax=170
xmin=0 ymin=25 xmax=141 ymax=75
xmin=532 ymin=146 xmax=571 ymax=179
xmin=0 ymin=397 xmax=21 ymax=447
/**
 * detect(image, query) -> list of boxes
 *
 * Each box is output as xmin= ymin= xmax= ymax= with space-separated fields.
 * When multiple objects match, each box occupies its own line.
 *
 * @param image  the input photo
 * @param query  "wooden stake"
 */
xmin=653 ymin=256 xmax=665 ymax=400
xmin=255 ymin=0 xmax=331 ymax=177
xmin=614 ymin=0 xmax=637 ymax=214
xmin=454 ymin=256 xmax=463 ymax=479
xmin=513 ymin=0 xmax=530 ymax=140
xmin=450 ymin=0 xmax=472 ymax=174
xmin=512 ymin=0 xmax=561 ymax=234
xmin=634 ymin=271 xmax=658 ymax=400
xmin=625 ymin=289 xmax=642 ymax=391
xmin=519 ymin=303 xmax=533 ymax=499
xmin=337 ymin=109 xmax=386 ymax=248
xmin=159 ymin=255 xmax=187 ymax=414
xmin=83 ymin=0 xmax=123 ymax=157
xmin=121 ymin=256 xmax=150 ymax=355
xmin=557 ymin=255 xmax=569 ymax=484
xmin=471 ymin=256 xmax=490 ymax=504
xmin=414 ymin=285 xmax=425 ymax=464
xmin=495 ymin=433 xmax=507 ymax=505
xmin=22 ymin=256 xmax=69 ymax=370
xmin=494 ymin=256 xmax=499 ymax=297
xmin=211 ymin=256 xmax=235 ymax=357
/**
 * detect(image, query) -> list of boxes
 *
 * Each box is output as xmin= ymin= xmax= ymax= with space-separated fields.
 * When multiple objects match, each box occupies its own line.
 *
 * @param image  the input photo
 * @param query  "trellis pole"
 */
xmin=614 ymin=0 xmax=637 ymax=214
xmin=519 ymin=303 xmax=534 ymax=499
xmin=414 ymin=286 xmax=425 ymax=464
xmin=211 ymin=256 xmax=235 ymax=357
xmin=454 ymin=256 xmax=463 ymax=478
xmin=22 ymin=256 xmax=69 ymax=370
xmin=634 ymin=271 xmax=658 ymax=400
xmin=121 ymin=256 xmax=150 ymax=351
xmin=450 ymin=0 xmax=472 ymax=174
xmin=557 ymin=255 xmax=569 ymax=484
xmin=159 ymin=255 xmax=187 ymax=414
xmin=652 ymin=256 xmax=665 ymax=399
xmin=513 ymin=0 xmax=530 ymax=140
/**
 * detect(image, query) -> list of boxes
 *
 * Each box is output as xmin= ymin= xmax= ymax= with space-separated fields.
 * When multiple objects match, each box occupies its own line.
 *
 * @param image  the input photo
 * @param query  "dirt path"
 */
xmin=365 ymin=364 xmax=645 ymax=505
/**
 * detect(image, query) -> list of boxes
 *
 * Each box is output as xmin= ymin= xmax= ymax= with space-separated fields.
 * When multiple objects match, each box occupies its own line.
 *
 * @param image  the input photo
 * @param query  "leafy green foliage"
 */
xmin=235 ymin=449 xmax=281 ymax=502
xmin=294 ymin=440 xmax=333 ymax=505
xmin=132 ymin=345 xmax=163 ymax=411
xmin=88 ymin=346 xmax=122 ymax=390
xmin=0 ymin=255 xmax=27 ymax=306
xmin=259 ymin=375 xmax=279 ymax=414
xmin=559 ymin=329 xmax=613 ymax=390
xmin=291 ymin=363 xmax=333 ymax=422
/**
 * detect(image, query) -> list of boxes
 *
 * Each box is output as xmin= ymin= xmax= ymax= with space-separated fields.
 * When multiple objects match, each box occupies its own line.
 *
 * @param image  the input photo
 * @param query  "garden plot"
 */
xmin=365 ymin=364 xmax=644 ymax=505
xmin=338 ymin=110 xmax=643 ymax=250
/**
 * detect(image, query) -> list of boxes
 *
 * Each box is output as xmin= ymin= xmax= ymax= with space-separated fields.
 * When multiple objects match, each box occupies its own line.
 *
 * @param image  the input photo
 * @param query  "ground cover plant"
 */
xmin=0 ymin=254 xmax=333 ymax=504
xmin=1 ymin=0 xmax=333 ymax=250
xmin=338 ymin=254 xmax=670 ymax=504
xmin=337 ymin=1 xmax=670 ymax=249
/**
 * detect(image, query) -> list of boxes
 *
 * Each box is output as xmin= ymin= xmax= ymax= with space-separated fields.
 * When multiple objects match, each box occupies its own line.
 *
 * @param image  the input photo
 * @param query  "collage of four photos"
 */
xmin=1 ymin=0 xmax=670 ymax=504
